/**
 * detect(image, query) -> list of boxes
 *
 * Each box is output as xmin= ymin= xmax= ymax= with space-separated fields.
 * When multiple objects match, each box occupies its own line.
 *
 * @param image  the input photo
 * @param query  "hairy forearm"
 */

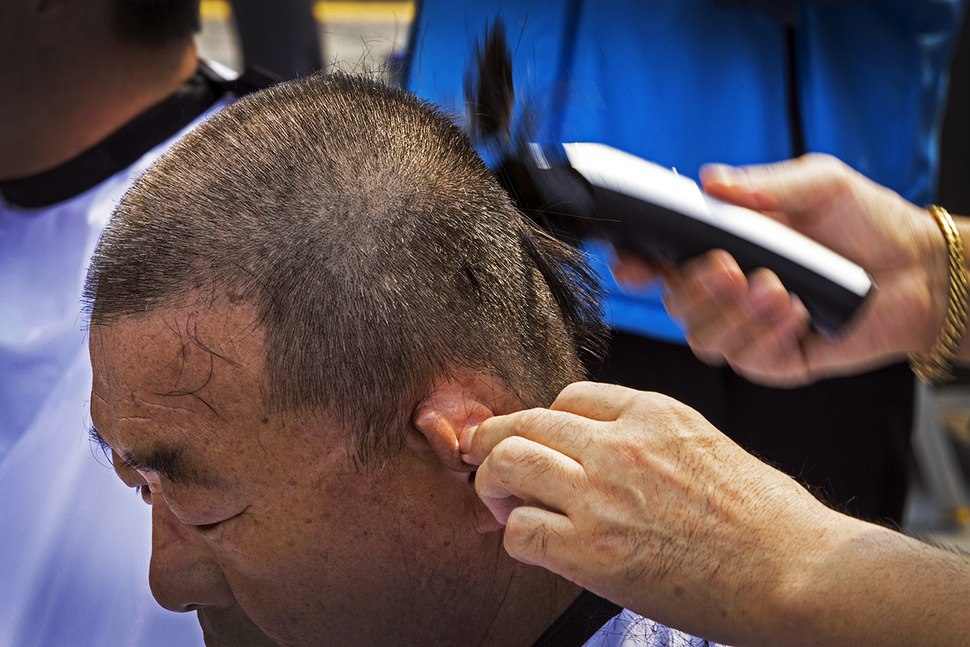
xmin=761 ymin=512 xmax=970 ymax=647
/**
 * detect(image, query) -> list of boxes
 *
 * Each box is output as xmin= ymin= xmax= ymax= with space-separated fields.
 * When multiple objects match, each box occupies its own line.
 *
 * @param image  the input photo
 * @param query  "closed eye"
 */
xmin=133 ymin=482 xmax=240 ymax=534
xmin=191 ymin=506 xmax=250 ymax=536
xmin=133 ymin=483 xmax=233 ymax=533
xmin=192 ymin=520 xmax=224 ymax=533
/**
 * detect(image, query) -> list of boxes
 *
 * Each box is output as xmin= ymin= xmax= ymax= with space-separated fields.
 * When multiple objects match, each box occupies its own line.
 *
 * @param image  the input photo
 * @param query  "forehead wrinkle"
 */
xmin=92 ymin=303 xmax=268 ymax=484
xmin=129 ymin=395 xmax=197 ymax=416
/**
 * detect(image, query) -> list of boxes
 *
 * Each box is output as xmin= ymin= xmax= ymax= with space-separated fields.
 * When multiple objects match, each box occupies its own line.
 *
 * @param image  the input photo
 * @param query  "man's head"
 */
xmin=85 ymin=73 xmax=600 ymax=645
xmin=108 ymin=0 xmax=200 ymax=48
xmin=86 ymin=71 xmax=601 ymax=462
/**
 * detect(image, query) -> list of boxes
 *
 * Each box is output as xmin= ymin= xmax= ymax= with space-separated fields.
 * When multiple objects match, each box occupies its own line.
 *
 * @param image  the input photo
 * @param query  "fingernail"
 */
xmin=459 ymin=424 xmax=477 ymax=455
xmin=747 ymin=283 xmax=775 ymax=318
xmin=700 ymin=163 xmax=737 ymax=186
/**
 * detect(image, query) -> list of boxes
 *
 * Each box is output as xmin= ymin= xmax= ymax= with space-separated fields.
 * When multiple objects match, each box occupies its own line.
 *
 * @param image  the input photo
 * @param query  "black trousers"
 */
xmin=586 ymin=330 xmax=915 ymax=525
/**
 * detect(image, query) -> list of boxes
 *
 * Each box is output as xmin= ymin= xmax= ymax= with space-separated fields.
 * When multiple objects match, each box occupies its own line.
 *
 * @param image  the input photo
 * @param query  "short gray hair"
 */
xmin=84 ymin=73 xmax=603 ymax=460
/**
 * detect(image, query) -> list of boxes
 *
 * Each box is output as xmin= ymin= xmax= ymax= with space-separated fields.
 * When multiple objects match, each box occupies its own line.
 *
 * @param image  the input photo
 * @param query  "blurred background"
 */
xmin=196 ymin=0 xmax=414 ymax=80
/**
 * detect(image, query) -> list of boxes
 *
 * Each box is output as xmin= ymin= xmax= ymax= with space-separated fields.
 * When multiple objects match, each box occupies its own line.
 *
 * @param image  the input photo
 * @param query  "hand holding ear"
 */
xmin=461 ymin=381 xmax=838 ymax=645
xmin=464 ymin=380 xmax=970 ymax=647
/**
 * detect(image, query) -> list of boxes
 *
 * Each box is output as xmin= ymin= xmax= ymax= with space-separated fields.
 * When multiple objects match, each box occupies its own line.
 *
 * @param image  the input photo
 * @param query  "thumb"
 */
xmin=699 ymin=154 xmax=848 ymax=225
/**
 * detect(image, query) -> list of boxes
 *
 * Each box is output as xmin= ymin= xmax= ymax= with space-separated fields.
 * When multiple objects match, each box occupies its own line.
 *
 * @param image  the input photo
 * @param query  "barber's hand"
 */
xmin=463 ymin=381 xmax=837 ymax=645
xmin=662 ymin=154 xmax=946 ymax=386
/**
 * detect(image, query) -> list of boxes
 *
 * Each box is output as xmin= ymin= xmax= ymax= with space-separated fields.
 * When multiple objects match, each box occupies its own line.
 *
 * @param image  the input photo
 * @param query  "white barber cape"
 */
xmin=0 ymin=96 xmax=232 ymax=647
xmin=586 ymin=610 xmax=726 ymax=646
xmin=534 ymin=589 xmax=725 ymax=646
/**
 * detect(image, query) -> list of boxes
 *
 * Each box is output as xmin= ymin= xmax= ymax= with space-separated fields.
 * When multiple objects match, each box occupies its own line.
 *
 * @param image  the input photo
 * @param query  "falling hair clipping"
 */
xmin=464 ymin=18 xmax=515 ymax=147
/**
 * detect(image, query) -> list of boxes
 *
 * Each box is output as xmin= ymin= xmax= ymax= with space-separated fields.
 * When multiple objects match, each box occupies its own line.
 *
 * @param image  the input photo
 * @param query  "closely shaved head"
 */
xmin=84 ymin=72 xmax=603 ymax=460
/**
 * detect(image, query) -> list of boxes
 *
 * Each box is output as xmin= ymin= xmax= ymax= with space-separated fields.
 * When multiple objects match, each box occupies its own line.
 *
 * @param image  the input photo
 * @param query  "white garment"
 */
xmin=586 ymin=609 xmax=728 ymax=647
xmin=0 ymin=97 xmax=232 ymax=647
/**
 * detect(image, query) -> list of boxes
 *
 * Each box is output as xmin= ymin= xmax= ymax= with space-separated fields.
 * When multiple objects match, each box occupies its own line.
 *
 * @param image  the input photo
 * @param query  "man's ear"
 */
xmin=409 ymin=373 xmax=514 ymax=473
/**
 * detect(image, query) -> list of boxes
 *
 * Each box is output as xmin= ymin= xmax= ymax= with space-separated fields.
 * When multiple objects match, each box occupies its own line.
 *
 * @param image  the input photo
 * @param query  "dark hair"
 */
xmin=84 ymin=72 xmax=603 ymax=461
xmin=109 ymin=0 xmax=201 ymax=47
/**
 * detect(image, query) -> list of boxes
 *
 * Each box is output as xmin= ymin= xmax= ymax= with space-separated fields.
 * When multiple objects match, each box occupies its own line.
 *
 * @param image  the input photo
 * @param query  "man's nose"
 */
xmin=148 ymin=500 xmax=236 ymax=612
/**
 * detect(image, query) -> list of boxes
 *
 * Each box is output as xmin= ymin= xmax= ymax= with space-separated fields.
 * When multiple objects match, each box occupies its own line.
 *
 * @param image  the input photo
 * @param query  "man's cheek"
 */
xmin=197 ymin=605 xmax=276 ymax=647
xmin=209 ymin=532 xmax=307 ymax=621
xmin=211 ymin=566 xmax=293 ymax=646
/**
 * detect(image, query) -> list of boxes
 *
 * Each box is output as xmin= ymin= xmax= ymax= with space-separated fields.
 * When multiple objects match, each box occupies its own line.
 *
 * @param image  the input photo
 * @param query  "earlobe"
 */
xmin=409 ymin=407 xmax=507 ymax=534
xmin=470 ymin=473 xmax=505 ymax=534
xmin=410 ymin=374 xmax=523 ymax=534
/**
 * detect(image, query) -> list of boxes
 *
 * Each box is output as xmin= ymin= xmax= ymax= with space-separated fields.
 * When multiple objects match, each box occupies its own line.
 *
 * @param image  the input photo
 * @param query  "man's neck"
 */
xmin=0 ymin=42 xmax=198 ymax=180
xmin=477 ymin=568 xmax=583 ymax=647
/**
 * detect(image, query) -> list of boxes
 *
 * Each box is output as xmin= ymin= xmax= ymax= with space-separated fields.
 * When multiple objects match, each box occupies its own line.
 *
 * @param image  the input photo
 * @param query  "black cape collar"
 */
xmin=531 ymin=590 xmax=623 ymax=647
xmin=0 ymin=63 xmax=274 ymax=210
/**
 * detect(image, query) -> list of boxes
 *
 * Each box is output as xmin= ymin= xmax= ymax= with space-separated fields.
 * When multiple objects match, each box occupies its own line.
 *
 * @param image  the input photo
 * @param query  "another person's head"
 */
xmin=0 ymin=0 xmax=200 ymax=94
xmin=108 ymin=0 xmax=201 ymax=48
xmin=0 ymin=0 xmax=201 ymax=178
xmin=85 ymin=72 xmax=601 ymax=645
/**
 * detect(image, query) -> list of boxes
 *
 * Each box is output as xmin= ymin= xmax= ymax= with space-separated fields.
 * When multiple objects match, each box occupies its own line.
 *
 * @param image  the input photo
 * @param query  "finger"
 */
xmin=675 ymin=290 xmax=768 ymax=359
xmin=700 ymin=154 xmax=850 ymax=220
xmin=501 ymin=505 xmax=575 ymax=571
xmin=660 ymin=251 xmax=749 ymax=367
xmin=474 ymin=435 xmax=584 ymax=524
xmin=745 ymin=268 xmax=800 ymax=321
xmin=464 ymin=383 xmax=640 ymax=466
xmin=722 ymin=301 xmax=814 ymax=386
xmin=682 ymin=269 xmax=805 ymax=364
xmin=464 ymin=407 xmax=582 ymax=465
xmin=548 ymin=381 xmax=643 ymax=421
xmin=661 ymin=249 xmax=747 ymax=320
xmin=610 ymin=247 xmax=663 ymax=287
xmin=680 ymin=271 xmax=816 ymax=385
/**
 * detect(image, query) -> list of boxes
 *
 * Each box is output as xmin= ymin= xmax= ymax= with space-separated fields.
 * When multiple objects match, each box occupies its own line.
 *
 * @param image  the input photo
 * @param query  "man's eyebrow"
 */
xmin=89 ymin=425 xmax=221 ymax=488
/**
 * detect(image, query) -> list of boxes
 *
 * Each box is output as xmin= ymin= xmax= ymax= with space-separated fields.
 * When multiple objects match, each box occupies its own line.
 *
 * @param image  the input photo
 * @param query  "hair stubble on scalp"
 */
xmin=83 ymin=72 xmax=604 ymax=463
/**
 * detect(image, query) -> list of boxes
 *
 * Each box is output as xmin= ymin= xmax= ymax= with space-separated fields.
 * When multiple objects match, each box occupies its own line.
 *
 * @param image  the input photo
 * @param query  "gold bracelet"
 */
xmin=908 ymin=205 xmax=969 ymax=385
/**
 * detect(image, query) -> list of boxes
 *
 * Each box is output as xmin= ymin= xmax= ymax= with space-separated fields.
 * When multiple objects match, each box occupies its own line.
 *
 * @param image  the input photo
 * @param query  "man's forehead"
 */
xmin=89 ymin=302 xmax=267 ymax=443
xmin=91 ymin=315 xmax=185 ymax=386
xmin=90 ymin=301 xmax=264 ymax=386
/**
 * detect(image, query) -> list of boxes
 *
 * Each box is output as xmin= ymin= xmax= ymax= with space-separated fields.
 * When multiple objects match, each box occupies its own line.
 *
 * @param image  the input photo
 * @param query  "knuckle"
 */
xmin=487 ymin=436 xmax=523 ymax=468
xmin=508 ymin=407 xmax=545 ymax=440
xmin=559 ymin=381 xmax=585 ymax=398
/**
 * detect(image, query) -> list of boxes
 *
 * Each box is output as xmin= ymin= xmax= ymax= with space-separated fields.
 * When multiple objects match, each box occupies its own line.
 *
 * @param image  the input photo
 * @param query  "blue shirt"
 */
xmin=405 ymin=0 xmax=963 ymax=342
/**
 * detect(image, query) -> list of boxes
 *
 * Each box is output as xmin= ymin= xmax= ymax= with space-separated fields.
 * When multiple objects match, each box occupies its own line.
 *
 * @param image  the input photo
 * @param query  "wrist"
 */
xmin=774 ymin=512 xmax=970 ymax=647
xmin=769 ymin=507 xmax=911 ymax=647
xmin=710 ymin=479 xmax=848 ymax=647
xmin=757 ymin=501 xmax=854 ymax=646
xmin=908 ymin=206 xmax=968 ymax=383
